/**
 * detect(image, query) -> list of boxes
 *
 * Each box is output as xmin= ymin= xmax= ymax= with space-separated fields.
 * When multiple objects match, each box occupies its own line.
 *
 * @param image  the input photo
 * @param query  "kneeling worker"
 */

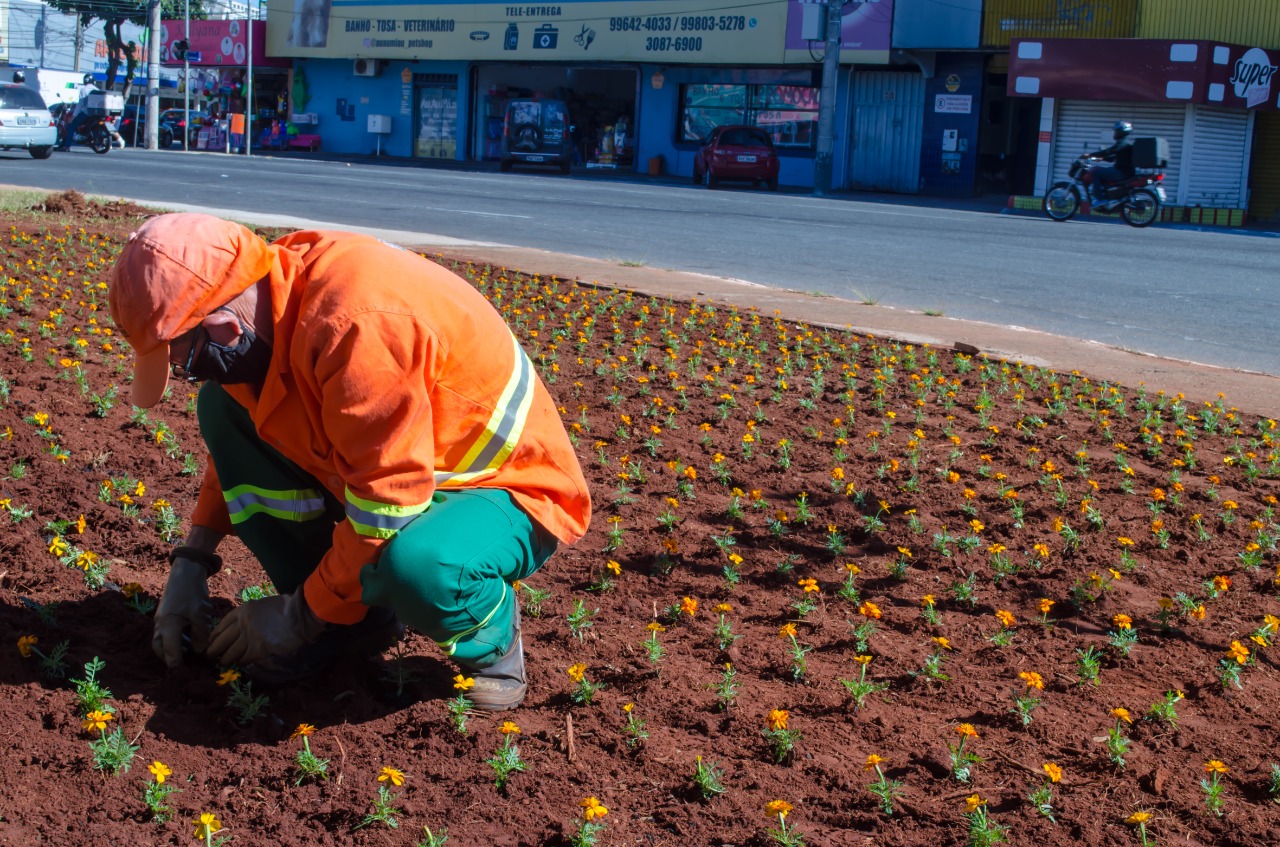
xmin=109 ymin=214 xmax=591 ymax=710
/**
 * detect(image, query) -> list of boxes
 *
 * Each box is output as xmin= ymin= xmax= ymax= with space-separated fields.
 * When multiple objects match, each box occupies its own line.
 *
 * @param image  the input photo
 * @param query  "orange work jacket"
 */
xmin=191 ymin=231 xmax=591 ymax=624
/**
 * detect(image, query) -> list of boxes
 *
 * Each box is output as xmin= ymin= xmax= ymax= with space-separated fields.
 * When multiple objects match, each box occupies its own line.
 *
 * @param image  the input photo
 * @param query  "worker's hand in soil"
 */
xmin=206 ymin=589 xmax=327 ymax=668
xmin=152 ymin=557 xmax=213 ymax=669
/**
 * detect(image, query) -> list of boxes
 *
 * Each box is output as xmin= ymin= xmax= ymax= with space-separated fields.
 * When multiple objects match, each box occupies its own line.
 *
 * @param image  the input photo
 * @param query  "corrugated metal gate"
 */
xmin=1183 ymin=107 xmax=1252 ymax=208
xmin=1051 ymin=100 xmax=1186 ymax=201
xmin=1248 ymin=111 xmax=1280 ymax=224
xmin=848 ymin=71 xmax=924 ymax=194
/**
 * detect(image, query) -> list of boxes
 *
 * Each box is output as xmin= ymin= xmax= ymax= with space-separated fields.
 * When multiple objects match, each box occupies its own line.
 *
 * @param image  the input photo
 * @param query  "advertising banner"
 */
xmin=265 ymin=0 xmax=788 ymax=63
xmin=1010 ymin=38 xmax=1280 ymax=112
xmin=782 ymin=0 xmax=892 ymax=64
xmin=160 ymin=20 xmax=289 ymax=68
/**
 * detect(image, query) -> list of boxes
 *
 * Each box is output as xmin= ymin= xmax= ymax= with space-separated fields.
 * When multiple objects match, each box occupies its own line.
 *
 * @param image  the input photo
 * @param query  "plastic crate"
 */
xmin=84 ymin=91 xmax=124 ymax=117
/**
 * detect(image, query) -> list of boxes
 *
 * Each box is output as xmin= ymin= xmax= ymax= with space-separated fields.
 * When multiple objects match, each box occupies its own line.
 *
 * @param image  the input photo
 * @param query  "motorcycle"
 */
xmin=56 ymin=112 xmax=118 ymax=155
xmin=1042 ymin=157 xmax=1166 ymax=228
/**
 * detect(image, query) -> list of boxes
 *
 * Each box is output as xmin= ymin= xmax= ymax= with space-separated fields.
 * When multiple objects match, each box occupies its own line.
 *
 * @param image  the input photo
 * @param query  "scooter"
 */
xmin=56 ymin=113 xmax=118 ymax=154
xmin=1043 ymin=157 xmax=1166 ymax=228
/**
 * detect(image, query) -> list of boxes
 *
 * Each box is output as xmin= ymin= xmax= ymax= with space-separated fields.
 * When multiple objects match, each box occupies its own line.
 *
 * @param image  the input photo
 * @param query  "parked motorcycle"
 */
xmin=1043 ymin=157 xmax=1166 ymax=228
xmin=56 ymin=113 xmax=117 ymax=155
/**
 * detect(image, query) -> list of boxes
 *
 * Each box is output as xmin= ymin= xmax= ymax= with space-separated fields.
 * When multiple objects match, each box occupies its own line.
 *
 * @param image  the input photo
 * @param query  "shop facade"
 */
xmin=1009 ymin=37 xmax=1269 ymax=223
xmin=160 ymin=19 xmax=290 ymax=150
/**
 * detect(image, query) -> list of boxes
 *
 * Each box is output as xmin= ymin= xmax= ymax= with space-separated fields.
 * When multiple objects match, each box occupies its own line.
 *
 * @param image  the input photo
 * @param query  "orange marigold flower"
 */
xmin=765 ymin=799 xmax=793 ymax=818
xmin=765 ymin=709 xmax=789 ymax=731
xmin=1018 ymin=670 xmax=1044 ymax=691
xmin=1204 ymin=760 xmax=1229 ymax=775
xmin=1112 ymin=613 xmax=1133 ymax=631
xmin=1110 ymin=707 xmax=1133 ymax=724
xmin=1212 ymin=575 xmax=1231 ymax=592
xmin=864 ymin=753 xmax=884 ymax=771
xmin=955 ymin=723 xmax=978 ymax=738
xmin=680 ymin=596 xmax=698 ymax=617
xmin=858 ymin=600 xmax=882 ymax=620
xmin=1043 ymin=762 xmax=1063 ymax=783
xmin=1226 ymin=640 xmax=1250 ymax=664
xmin=778 ymin=622 xmax=798 ymax=639
xmin=1037 ymin=598 xmax=1054 ymax=615
xmin=994 ymin=609 xmax=1015 ymax=628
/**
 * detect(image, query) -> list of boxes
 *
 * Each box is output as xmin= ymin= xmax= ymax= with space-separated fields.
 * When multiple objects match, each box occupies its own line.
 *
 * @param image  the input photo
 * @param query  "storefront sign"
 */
xmin=934 ymin=94 xmax=971 ymax=114
xmin=782 ymin=0 xmax=892 ymax=64
xmin=1009 ymin=38 xmax=1280 ymax=111
xmin=160 ymin=20 xmax=289 ymax=68
xmin=265 ymin=0 xmax=788 ymax=63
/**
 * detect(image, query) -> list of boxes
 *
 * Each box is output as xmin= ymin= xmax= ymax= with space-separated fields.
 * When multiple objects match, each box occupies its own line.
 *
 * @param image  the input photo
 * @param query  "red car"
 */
xmin=692 ymin=125 xmax=779 ymax=191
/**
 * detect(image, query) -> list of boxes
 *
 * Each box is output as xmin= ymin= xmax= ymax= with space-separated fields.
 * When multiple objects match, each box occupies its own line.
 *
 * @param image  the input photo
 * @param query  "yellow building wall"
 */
xmin=982 ymin=0 xmax=1137 ymax=47
xmin=1137 ymin=0 xmax=1280 ymax=48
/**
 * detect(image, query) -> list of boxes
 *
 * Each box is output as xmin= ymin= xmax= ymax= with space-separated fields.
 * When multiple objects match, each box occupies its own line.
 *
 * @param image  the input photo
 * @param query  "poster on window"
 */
xmin=416 ymin=87 xmax=457 ymax=159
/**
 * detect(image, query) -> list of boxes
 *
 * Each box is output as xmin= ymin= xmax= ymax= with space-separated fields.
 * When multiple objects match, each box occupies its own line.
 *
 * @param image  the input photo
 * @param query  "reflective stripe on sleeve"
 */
xmin=223 ymin=484 xmax=327 ymax=525
xmin=344 ymin=486 xmax=431 ymax=539
xmin=435 ymin=332 xmax=534 ymax=488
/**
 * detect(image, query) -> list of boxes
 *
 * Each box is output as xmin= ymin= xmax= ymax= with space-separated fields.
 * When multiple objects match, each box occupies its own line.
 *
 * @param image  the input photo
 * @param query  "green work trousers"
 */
xmin=197 ymin=383 xmax=555 ymax=668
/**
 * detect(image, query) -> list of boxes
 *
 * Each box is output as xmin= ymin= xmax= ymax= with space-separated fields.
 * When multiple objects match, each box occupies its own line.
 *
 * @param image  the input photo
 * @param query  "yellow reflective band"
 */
xmin=435 ymin=582 xmax=509 ymax=656
xmin=435 ymin=332 xmax=534 ymax=488
xmin=223 ymin=484 xmax=327 ymax=525
xmin=344 ymin=486 xmax=431 ymax=539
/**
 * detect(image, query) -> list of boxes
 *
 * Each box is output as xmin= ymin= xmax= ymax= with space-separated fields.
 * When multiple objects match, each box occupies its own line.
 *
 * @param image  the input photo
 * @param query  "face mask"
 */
xmin=190 ymin=308 xmax=273 ymax=385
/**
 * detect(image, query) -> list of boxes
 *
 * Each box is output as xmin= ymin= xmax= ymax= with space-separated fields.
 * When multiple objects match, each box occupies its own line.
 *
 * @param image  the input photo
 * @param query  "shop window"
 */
xmin=679 ymin=83 xmax=819 ymax=149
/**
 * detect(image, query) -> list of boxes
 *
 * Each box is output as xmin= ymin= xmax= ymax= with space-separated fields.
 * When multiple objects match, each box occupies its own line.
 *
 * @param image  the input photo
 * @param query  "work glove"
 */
xmin=152 ymin=557 xmax=213 ymax=669
xmin=206 ymin=588 xmax=327 ymax=669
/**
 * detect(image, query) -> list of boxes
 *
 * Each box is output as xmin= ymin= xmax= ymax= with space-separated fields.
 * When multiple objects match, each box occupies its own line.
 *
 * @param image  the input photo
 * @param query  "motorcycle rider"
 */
xmin=58 ymin=73 xmax=98 ymax=152
xmin=1085 ymin=121 xmax=1136 ymax=209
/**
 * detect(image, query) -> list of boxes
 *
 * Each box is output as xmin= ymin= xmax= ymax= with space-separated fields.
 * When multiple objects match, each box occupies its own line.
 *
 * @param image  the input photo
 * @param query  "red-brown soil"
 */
xmin=1 ymin=197 xmax=1278 ymax=847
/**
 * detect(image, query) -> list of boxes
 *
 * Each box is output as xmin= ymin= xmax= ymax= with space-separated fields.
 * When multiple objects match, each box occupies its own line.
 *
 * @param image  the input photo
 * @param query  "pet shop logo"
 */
xmin=1230 ymin=47 xmax=1278 ymax=108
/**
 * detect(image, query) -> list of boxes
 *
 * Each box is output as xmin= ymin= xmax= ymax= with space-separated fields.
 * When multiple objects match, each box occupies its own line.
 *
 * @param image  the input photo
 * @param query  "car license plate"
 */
xmin=736 ymin=155 xmax=757 ymax=163
xmin=525 ymin=155 xmax=545 ymax=162
xmin=1154 ymin=186 xmax=1167 ymax=202
xmin=16 ymin=117 xmax=38 ymax=126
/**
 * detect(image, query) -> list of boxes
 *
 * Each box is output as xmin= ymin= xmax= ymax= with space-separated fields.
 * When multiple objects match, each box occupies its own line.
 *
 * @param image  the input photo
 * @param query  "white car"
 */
xmin=0 ymin=83 xmax=57 ymax=159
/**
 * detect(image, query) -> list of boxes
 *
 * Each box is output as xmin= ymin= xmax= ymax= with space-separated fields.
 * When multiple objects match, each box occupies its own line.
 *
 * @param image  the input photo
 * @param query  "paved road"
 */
xmin=2 ymin=147 xmax=1277 ymax=375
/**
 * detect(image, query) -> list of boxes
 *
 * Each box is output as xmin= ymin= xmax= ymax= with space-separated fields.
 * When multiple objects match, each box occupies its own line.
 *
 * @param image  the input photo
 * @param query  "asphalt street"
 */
xmin=1 ymin=147 xmax=1276 ymax=375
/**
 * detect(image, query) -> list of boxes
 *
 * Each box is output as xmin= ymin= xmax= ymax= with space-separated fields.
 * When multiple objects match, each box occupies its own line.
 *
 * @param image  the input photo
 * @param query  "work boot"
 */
xmin=244 ymin=606 xmax=403 ymax=686
xmin=467 ymin=603 xmax=527 ymax=712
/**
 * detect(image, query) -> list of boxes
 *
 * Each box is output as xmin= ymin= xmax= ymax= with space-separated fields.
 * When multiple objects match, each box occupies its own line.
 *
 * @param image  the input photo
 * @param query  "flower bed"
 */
xmin=0 ymin=197 xmax=1278 ymax=847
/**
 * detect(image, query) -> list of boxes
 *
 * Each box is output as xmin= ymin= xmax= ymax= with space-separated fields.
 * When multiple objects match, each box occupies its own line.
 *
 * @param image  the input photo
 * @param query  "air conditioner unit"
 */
xmin=353 ymin=58 xmax=382 ymax=77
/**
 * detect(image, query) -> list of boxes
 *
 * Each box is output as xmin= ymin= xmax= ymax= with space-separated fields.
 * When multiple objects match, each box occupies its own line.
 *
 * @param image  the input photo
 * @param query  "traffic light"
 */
xmin=172 ymin=39 xmax=189 ymax=60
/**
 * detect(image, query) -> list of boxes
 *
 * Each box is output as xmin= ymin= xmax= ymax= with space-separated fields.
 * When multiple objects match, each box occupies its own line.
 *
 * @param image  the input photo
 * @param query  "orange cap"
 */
xmin=108 ymin=213 xmax=273 ymax=407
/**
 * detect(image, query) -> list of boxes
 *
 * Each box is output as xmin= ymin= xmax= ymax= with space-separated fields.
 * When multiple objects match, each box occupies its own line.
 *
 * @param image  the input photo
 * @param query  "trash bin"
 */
xmin=648 ymin=155 xmax=663 ymax=176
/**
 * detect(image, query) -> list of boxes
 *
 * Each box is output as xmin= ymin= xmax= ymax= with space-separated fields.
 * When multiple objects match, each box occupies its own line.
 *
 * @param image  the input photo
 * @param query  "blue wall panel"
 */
xmin=893 ymin=0 xmax=982 ymax=49
xmin=296 ymin=58 xmax=471 ymax=159
xmin=919 ymin=54 xmax=984 ymax=197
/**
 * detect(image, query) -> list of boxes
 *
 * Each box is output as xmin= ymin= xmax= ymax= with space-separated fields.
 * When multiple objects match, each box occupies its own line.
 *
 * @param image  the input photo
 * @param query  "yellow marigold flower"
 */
xmin=844 ymin=562 xmax=860 ymax=574
xmin=217 ymin=669 xmax=241 ymax=686
xmin=853 ymin=655 xmax=873 ymax=666
xmin=75 ymin=514 xmax=86 ymax=534
xmin=964 ymin=794 xmax=984 ymax=813
xmin=1190 ymin=604 xmax=1206 ymax=620
xmin=858 ymin=601 xmax=882 ymax=620
xmin=946 ymin=470 xmax=960 ymax=484
xmin=1110 ymin=707 xmax=1133 ymax=724
xmin=580 ymin=797 xmax=608 ymax=821
xmin=499 ymin=720 xmax=521 ymax=736
xmin=764 ymin=799 xmax=793 ymax=818
xmin=831 ymin=467 xmax=845 ymax=481
xmin=1112 ymin=613 xmax=1133 ymax=630
xmin=1212 ymin=575 xmax=1231 ymax=592
xmin=567 ymin=663 xmax=587 ymax=683
xmin=713 ymin=603 xmax=732 ymax=614
xmin=647 ymin=621 xmax=667 ymax=633
xmin=728 ymin=552 xmax=744 ymax=566
xmin=933 ymin=636 xmax=953 ymax=650
xmin=148 ymin=761 xmax=173 ymax=784
xmin=765 ymin=709 xmax=789 ymax=731
xmin=1019 ymin=671 xmax=1044 ymax=691
xmin=897 ymin=546 xmax=912 ymax=558
xmin=798 ymin=578 xmax=819 ymax=594
xmin=606 ymin=560 xmax=622 ymax=576
xmin=988 ymin=543 xmax=1006 ymax=554
xmin=453 ymin=674 xmax=476 ymax=691
xmin=1127 ymin=811 xmax=1151 ymax=825
xmin=864 ymin=753 xmax=884 ymax=771
xmin=1204 ymin=760 xmax=1229 ymax=775
xmin=48 ymin=536 xmax=67 ymax=556
xmin=994 ymin=609 xmax=1015 ymax=628
xmin=622 ymin=702 xmax=634 ymax=713
xmin=1043 ymin=762 xmax=1063 ymax=783
xmin=1037 ymin=598 xmax=1054 ymax=615
xmin=778 ymin=622 xmax=798 ymax=639
xmin=1003 ymin=488 xmax=1019 ymax=500
xmin=1223 ymin=500 xmax=1238 ymax=510
xmin=962 ymin=488 xmax=976 ymax=500
xmin=680 ymin=596 xmax=698 ymax=617
xmin=17 ymin=635 xmax=37 ymax=658
xmin=291 ymin=723 xmax=316 ymax=739
xmin=378 ymin=766 xmax=406 ymax=787
xmin=1033 ymin=543 xmax=1050 ymax=559
xmin=82 ymin=710 xmax=113 ymax=733
xmin=956 ymin=723 xmax=978 ymax=738
xmin=192 ymin=813 xmax=222 ymax=840
xmin=1157 ymin=597 xmax=1174 ymax=610
xmin=921 ymin=594 xmax=936 ymax=607
xmin=969 ymin=519 xmax=984 ymax=533
xmin=1226 ymin=640 xmax=1250 ymax=664
xmin=1151 ymin=488 xmax=1165 ymax=502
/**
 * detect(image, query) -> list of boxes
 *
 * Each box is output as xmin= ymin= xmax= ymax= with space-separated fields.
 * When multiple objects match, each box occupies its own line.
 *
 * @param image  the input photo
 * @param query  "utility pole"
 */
xmin=184 ymin=0 xmax=190 ymax=151
xmin=73 ymin=15 xmax=82 ymax=72
xmin=146 ymin=0 xmax=161 ymax=149
xmin=812 ymin=0 xmax=842 ymax=197
xmin=246 ymin=0 xmax=253 ymax=157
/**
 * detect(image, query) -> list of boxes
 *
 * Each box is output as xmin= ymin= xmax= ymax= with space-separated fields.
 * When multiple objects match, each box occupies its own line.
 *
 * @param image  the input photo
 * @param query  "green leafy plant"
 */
xmin=839 ymin=655 xmax=889 ymax=712
xmin=291 ymin=723 xmax=329 ymax=786
xmin=487 ymin=722 xmax=527 ymax=791
xmin=142 ymin=761 xmax=180 ymax=822
xmin=864 ymin=754 xmax=903 ymax=815
xmin=355 ymin=768 xmax=405 ymax=830
xmin=691 ymin=755 xmax=727 ymax=800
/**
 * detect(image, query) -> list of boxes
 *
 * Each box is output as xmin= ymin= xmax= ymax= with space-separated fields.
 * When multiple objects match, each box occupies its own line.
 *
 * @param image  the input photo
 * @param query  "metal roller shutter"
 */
xmin=1183 ymin=107 xmax=1252 ymax=208
xmin=1051 ymin=100 xmax=1186 ymax=201
xmin=849 ymin=72 xmax=925 ymax=194
xmin=1248 ymin=111 xmax=1280 ymax=224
